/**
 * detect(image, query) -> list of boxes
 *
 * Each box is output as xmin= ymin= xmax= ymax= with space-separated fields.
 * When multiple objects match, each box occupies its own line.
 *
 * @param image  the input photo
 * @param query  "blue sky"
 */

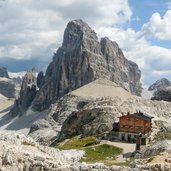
xmin=0 ymin=0 xmax=171 ymax=86
xmin=130 ymin=0 xmax=170 ymax=29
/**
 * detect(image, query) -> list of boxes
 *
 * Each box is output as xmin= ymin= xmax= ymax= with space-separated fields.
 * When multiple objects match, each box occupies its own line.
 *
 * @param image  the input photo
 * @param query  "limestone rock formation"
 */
xmin=152 ymin=86 xmax=171 ymax=102
xmin=37 ymin=71 xmax=44 ymax=88
xmin=53 ymin=80 xmax=171 ymax=143
xmin=0 ymin=78 xmax=15 ymax=98
xmin=1 ymin=130 xmax=170 ymax=171
xmin=0 ymin=67 xmax=16 ymax=98
xmin=0 ymin=130 xmax=86 ymax=171
xmin=100 ymin=37 xmax=141 ymax=95
xmin=0 ymin=67 xmax=9 ymax=78
xmin=149 ymin=78 xmax=171 ymax=102
xmin=29 ymin=79 xmax=134 ymax=145
xmin=32 ymin=19 xmax=142 ymax=111
xmin=148 ymin=78 xmax=171 ymax=91
xmin=10 ymin=69 xmax=37 ymax=117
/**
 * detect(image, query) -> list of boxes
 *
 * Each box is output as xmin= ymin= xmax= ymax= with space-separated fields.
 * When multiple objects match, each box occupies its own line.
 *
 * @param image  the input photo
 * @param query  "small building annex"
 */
xmin=118 ymin=112 xmax=154 ymax=145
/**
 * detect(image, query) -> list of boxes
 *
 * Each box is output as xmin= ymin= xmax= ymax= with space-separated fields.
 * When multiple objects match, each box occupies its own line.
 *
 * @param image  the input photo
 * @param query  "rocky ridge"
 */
xmin=0 ymin=77 xmax=15 ymax=98
xmin=28 ymin=79 xmax=171 ymax=145
xmin=149 ymin=78 xmax=171 ymax=102
xmin=57 ymin=93 xmax=171 ymax=142
xmin=29 ymin=79 xmax=134 ymax=145
xmin=10 ymin=69 xmax=37 ymax=117
xmin=0 ymin=67 xmax=9 ymax=78
xmin=32 ymin=19 xmax=142 ymax=111
xmin=148 ymin=78 xmax=171 ymax=91
xmin=152 ymin=86 xmax=171 ymax=102
xmin=0 ymin=67 xmax=16 ymax=98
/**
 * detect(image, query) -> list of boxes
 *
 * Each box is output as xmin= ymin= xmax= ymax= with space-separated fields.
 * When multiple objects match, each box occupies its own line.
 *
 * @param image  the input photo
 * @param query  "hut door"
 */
xmin=141 ymin=138 xmax=146 ymax=145
xmin=128 ymin=134 xmax=131 ymax=142
xmin=121 ymin=134 xmax=125 ymax=141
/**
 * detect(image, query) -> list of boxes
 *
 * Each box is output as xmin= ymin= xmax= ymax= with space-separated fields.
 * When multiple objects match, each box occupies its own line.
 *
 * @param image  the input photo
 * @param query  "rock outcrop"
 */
xmin=32 ymin=19 xmax=142 ymax=111
xmin=10 ymin=69 xmax=37 ymax=117
xmin=152 ymin=86 xmax=171 ymax=102
xmin=0 ymin=77 xmax=15 ymax=98
xmin=1 ymin=130 xmax=171 ymax=171
xmin=0 ymin=67 xmax=9 ymax=78
xmin=148 ymin=78 xmax=171 ymax=91
xmin=37 ymin=71 xmax=44 ymax=88
xmin=0 ymin=130 xmax=86 ymax=171
xmin=54 ymin=83 xmax=171 ymax=143
xmin=44 ymin=79 xmax=171 ymax=144
xmin=100 ymin=37 xmax=142 ymax=95
xmin=149 ymin=78 xmax=171 ymax=102
xmin=29 ymin=79 xmax=134 ymax=145
xmin=0 ymin=67 xmax=16 ymax=98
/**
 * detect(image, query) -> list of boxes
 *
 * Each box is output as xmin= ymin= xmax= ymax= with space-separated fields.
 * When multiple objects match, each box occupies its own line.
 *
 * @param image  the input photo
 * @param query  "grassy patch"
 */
xmin=22 ymin=141 xmax=35 ymax=146
xmin=147 ymin=156 xmax=155 ymax=163
xmin=56 ymin=136 xmax=127 ymax=166
xmin=80 ymin=144 xmax=123 ymax=164
xmin=56 ymin=136 xmax=97 ymax=150
xmin=165 ymin=132 xmax=171 ymax=140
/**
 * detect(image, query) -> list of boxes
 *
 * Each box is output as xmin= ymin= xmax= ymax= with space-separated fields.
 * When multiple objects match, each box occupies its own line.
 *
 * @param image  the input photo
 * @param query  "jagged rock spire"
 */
xmin=31 ymin=19 xmax=142 ymax=111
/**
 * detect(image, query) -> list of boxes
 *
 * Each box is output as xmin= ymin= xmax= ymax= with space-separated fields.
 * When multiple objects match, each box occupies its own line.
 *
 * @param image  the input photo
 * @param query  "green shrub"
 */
xmin=147 ymin=156 xmax=155 ymax=163
xmin=165 ymin=132 xmax=171 ymax=140
xmin=57 ymin=136 xmax=97 ymax=150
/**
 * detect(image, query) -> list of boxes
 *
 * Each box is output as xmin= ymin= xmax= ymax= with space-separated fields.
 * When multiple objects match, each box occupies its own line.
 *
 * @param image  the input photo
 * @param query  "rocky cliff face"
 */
xmin=0 ymin=67 xmax=9 ymax=78
xmin=149 ymin=78 xmax=171 ymax=102
xmin=0 ymin=67 xmax=15 ymax=98
xmin=100 ymin=37 xmax=142 ymax=95
xmin=148 ymin=78 xmax=171 ymax=91
xmin=0 ymin=78 xmax=15 ymax=98
xmin=152 ymin=86 xmax=171 ymax=102
xmin=32 ymin=19 xmax=142 ymax=111
xmin=10 ymin=69 xmax=37 ymax=117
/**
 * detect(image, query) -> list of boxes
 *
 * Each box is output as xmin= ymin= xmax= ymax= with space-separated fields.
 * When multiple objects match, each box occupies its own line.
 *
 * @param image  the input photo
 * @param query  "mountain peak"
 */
xmin=32 ymin=20 xmax=142 ymax=111
xmin=62 ymin=19 xmax=98 ymax=50
xmin=148 ymin=78 xmax=171 ymax=91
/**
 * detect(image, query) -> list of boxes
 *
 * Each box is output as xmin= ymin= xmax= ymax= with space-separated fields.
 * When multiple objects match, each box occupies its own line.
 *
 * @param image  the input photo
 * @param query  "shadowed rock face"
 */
xmin=152 ymin=86 xmax=171 ymax=102
xmin=0 ymin=79 xmax=15 ymax=98
xmin=10 ymin=69 xmax=37 ymax=117
xmin=149 ymin=78 xmax=171 ymax=102
xmin=37 ymin=71 xmax=44 ymax=88
xmin=0 ymin=67 xmax=15 ymax=98
xmin=0 ymin=67 xmax=9 ymax=78
xmin=32 ymin=20 xmax=142 ymax=111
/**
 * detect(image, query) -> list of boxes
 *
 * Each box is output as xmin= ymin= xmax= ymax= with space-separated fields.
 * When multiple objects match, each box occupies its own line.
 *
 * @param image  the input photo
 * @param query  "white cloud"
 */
xmin=141 ymin=10 xmax=171 ymax=40
xmin=0 ymin=0 xmax=171 ymax=86
xmin=0 ymin=0 xmax=132 ymax=60
xmin=9 ymin=46 xmax=31 ymax=60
